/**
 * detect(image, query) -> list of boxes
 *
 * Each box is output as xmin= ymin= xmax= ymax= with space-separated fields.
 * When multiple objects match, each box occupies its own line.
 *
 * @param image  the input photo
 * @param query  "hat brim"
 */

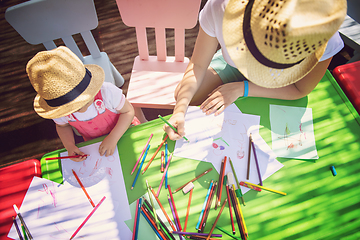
xmin=33 ymin=64 xmax=105 ymax=119
xmin=223 ymin=0 xmax=327 ymax=88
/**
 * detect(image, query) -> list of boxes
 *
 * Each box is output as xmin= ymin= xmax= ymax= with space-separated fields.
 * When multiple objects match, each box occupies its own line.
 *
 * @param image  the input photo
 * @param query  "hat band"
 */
xmin=45 ymin=68 xmax=92 ymax=107
xmin=243 ymin=0 xmax=304 ymax=69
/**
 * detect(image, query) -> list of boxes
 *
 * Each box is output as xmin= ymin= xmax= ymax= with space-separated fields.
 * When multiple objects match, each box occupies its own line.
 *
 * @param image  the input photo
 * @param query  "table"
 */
xmin=41 ymin=70 xmax=360 ymax=240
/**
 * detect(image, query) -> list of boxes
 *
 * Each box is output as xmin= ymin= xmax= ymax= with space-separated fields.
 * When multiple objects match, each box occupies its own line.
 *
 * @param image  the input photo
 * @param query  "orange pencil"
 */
xmin=72 ymin=169 xmax=95 ymax=207
xmin=142 ymin=135 xmax=168 ymax=174
xmin=184 ymin=188 xmax=193 ymax=232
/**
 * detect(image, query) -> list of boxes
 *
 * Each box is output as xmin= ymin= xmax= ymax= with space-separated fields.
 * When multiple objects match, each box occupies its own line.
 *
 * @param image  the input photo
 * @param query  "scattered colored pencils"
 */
xmin=132 ymin=198 xmax=142 ymax=240
xmin=131 ymin=145 xmax=150 ymax=190
xmin=228 ymin=158 xmax=245 ymax=206
xmin=205 ymin=199 xmax=227 ymax=240
xmin=132 ymin=133 xmax=153 ymax=175
xmin=72 ymin=169 xmax=95 ymax=207
xmin=157 ymin=153 xmax=173 ymax=197
xmin=196 ymin=180 xmax=213 ymax=230
xmin=70 ymin=196 xmax=106 ymax=239
xmin=142 ymin=135 xmax=168 ymax=174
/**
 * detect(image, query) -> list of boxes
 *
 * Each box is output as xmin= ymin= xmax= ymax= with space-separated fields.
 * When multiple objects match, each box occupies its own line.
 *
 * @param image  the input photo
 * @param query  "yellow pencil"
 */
xmin=232 ymin=184 xmax=248 ymax=237
xmin=244 ymin=181 xmax=287 ymax=196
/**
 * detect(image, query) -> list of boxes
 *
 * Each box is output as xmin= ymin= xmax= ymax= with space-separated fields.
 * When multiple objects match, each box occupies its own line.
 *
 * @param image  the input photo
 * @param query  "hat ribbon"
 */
xmin=44 ymin=68 xmax=92 ymax=107
xmin=243 ymin=0 xmax=304 ymax=69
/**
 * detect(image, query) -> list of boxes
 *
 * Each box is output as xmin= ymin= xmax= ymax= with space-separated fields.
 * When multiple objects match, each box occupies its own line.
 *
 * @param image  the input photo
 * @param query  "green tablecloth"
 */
xmin=41 ymin=71 xmax=360 ymax=240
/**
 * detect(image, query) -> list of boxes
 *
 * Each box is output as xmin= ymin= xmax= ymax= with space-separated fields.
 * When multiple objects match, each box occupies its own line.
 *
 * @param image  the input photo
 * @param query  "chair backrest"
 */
xmin=116 ymin=0 xmax=201 ymax=62
xmin=5 ymin=0 xmax=101 ymax=61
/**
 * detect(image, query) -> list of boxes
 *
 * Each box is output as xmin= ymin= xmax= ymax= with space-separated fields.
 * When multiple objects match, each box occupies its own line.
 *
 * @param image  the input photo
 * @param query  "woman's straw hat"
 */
xmin=223 ymin=0 xmax=346 ymax=88
xmin=26 ymin=46 xmax=104 ymax=119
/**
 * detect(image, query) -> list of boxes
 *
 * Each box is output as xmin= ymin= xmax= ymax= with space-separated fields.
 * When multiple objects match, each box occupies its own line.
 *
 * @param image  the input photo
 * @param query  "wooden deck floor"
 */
xmin=0 ymin=0 xmax=351 ymax=167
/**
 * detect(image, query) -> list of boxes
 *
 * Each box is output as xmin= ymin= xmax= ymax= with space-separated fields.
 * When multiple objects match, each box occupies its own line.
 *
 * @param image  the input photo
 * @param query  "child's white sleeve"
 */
xmin=101 ymin=82 xmax=126 ymax=111
xmin=52 ymin=116 xmax=69 ymax=125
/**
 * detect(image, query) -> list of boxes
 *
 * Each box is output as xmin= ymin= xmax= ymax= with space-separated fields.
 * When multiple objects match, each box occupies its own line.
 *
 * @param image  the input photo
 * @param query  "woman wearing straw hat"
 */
xmin=164 ymin=0 xmax=347 ymax=140
xmin=27 ymin=46 xmax=141 ymax=161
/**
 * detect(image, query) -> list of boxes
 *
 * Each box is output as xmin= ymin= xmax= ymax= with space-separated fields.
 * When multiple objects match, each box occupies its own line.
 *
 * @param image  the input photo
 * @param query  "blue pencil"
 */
xmin=196 ymin=180 xmax=214 ymax=229
xmin=134 ymin=198 xmax=142 ymax=240
xmin=165 ymin=142 xmax=168 ymax=189
xmin=131 ymin=145 xmax=150 ymax=190
xmin=141 ymin=210 xmax=164 ymax=240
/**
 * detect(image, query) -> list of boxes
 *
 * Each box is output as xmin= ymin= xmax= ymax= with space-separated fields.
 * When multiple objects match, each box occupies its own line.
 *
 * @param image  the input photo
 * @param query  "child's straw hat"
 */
xmin=26 ymin=46 xmax=104 ymax=119
xmin=223 ymin=0 xmax=346 ymax=88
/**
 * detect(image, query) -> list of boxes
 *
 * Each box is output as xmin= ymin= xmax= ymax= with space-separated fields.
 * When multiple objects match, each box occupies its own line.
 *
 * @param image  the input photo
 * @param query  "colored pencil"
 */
xmin=229 ymin=187 xmax=246 ymax=240
xmin=146 ymin=180 xmax=159 ymax=229
xmin=165 ymin=142 xmax=168 ymax=188
xmin=167 ymin=194 xmax=180 ymax=231
xmin=226 ymin=185 xmax=236 ymax=235
xmin=247 ymin=135 xmax=251 ymax=180
xmin=131 ymin=145 xmax=150 ymax=190
xmin=196 ymin=180 xmax=213 ymax=230
xmin=240 ymin=181 xmax=262 ymax=191
xmin=141 ymin=209 xmax=165 ymax=240
xmin=132 ymin=133 xmax=153 ymax=174
xmin=168 ymin=185 xmax=182 ymax=231
xmin=244 ymin=181 xmax=287 ymax=195
xmin=149 ymin=186 xmax=177 ymax=231
xmin=142 ymin=198 xmax=175 ymax=240
xmin=158 ymin=115 xmax=189 ymax=142
xmin=70 ymin=196 xmax=106 ymax=239
xmin=199 ymin=181 xmax=217 ymax=233
xmin=228 ymin=158 xmax=245 ymax=206
xmin=205 ymin=199 xmax=227 ymax=240
xmin=142 ymin=135 xmax=168 ymax=174
xmin=216 ymin=156 xmax=227 ymax=209
xmin=216 ymin=226 xmax=242 ymax=240
xmin=184 ymin=188 xmax=193 ymax=232
xmin=172 ymin=231 xmax=222 ymax=238
xmin=172 ymin=168 xmax=213 ymax=193
xmin=235 ymin=189 xmax=248 ymax=238
xmin=12 ymin=216 xmax=24 ymax=240
xmin=157 ymin=153 xmax=173 ymax=197
xmin=72 ymin=169 xmax=95 ymax=207
xmin=250 ymin=134 xmax=262 ymax=185
xmin=45 ymin=154 xmax=88 ymax=160
xmin=21 ymin=223 xmax=28 ymax=240
xmin=13 ymin=205 xmax=32 ymax=239
xmin=161 ymin=151 xmax=165 ymax=172
xmin=132 ymin=198 xmax=142 ymax=240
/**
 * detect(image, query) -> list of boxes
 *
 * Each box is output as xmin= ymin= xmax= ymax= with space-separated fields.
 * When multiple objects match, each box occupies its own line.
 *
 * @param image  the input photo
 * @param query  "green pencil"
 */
xmin=158 ymin=115 xmax=189 ymax=142
xmin=229 ymin=157 xmax=246 ymax=206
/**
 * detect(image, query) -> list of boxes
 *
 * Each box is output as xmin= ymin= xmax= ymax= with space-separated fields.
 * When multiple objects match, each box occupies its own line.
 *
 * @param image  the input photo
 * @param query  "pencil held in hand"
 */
xmin=158 ymin=115 xmax=189 ymax=142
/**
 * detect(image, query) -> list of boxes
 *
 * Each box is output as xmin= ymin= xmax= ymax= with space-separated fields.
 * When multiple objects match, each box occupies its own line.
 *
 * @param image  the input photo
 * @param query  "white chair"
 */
xmin=5 ymin=0 xmax=124 ymax=87
xmin=116 ymin=0 xmax=201 ymax=109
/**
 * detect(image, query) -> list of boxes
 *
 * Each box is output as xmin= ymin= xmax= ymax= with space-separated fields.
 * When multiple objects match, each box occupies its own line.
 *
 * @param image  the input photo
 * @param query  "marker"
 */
xmin=158 ymin=115 xmax=189 ymax=142
xmin=330 ymin=166 xmax=337 ymax=176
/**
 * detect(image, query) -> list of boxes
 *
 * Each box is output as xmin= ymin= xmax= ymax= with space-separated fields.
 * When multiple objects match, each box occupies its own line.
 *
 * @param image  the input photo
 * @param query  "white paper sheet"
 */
xmin=8 ymin=176 xmax=119 ymax=239
xmin=270 ymin=105 xmax=318 ymax=159
xmin=60 ymin=142 xmax=132 ymax=239
xmin=174 ymin=106 xmax=283 ymax=194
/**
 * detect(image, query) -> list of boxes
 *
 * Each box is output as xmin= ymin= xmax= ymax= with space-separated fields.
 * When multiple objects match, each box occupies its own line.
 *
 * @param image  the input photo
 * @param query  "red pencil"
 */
xmin=142 ymin=135 xmax=168 ymax=174
xmin=45 ymin=154 xmax=88 ymax=160
xmin=226 ymin=185 xmax=236 ymax=235
xmin=70 ymin=196 xmax=106 ymax=239
xmin=168 ymin=185 xmax=182 ymax=231
xmin=184 ymin=188 xmax=193 ymax=232
xmin=72 ymin=169 xmax=95 ymax=208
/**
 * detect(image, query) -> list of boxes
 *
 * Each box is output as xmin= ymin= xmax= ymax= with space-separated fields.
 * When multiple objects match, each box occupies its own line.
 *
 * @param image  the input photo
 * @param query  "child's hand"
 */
xmin=99 ymin=135 xmax=117 ymax=157
xmin=67 ymin=146 xmax=87 ymax=162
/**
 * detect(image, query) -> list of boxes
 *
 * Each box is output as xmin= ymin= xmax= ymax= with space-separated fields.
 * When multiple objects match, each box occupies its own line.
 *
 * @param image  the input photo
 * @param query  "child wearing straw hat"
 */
xmin=27 ymin=46 xmax=141 ymax=161
xmin=164 ymin=0 xmax=347 ymax=140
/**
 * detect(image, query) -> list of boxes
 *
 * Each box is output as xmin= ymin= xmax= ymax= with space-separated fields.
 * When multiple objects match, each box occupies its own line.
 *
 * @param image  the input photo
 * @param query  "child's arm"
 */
xmin=99 ymin=98 xmax=135 ymax=157
xmin=56 ymin=123 xmax=87 ymax=162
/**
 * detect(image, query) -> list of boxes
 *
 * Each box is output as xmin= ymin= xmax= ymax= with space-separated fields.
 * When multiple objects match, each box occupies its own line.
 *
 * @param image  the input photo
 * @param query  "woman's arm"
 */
xmin=165 ymin=27 xmax=219 ymax=140
xmin=99 ymin=98 xmax=135 ymax=156
xmin=201 ymin=58 xmax=332 ymax=115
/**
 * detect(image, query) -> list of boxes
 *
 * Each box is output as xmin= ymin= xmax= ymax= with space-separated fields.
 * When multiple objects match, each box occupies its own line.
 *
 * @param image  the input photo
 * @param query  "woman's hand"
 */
xmin=163 ymin=112 xmax=186 ymax=141
xmin=200 ymin=82 xmax=244 ymax=116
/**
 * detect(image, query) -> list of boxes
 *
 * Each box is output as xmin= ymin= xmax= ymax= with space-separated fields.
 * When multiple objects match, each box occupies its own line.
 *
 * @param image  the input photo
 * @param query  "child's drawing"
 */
xmin=270 ymin=105 xmax=318 ymax=159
